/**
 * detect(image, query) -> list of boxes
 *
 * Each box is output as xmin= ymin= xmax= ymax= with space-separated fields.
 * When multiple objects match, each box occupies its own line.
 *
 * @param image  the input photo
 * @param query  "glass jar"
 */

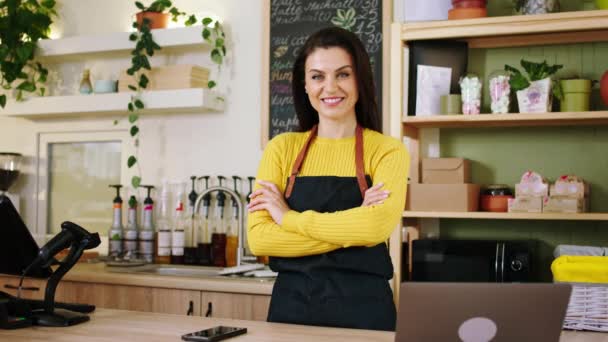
xmin=459 ymin=73 xmax=482 ymax=115
xmin=488 ymin=70 xmax=511 ymax=114
xmin=515 ymin=0 xmax=560 ymax=14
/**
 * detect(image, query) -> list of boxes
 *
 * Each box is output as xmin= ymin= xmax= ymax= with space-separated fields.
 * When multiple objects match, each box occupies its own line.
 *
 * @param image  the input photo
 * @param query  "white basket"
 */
xmin=563 ymin=283 xmax=608 ymax=332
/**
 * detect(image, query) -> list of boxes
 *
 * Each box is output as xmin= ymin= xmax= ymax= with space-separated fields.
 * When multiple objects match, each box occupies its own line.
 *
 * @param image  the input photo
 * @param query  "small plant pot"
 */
xmin=517 ymin=0 xmax=560 ymax=14
xmin=560 ymin=79 xmax=591 ymax=112
xmin=516 ymin=77 xmax=552 ymax=113
xmin=601 ymin=71 xmax=608 ymax=106
xmin=597 ymin=0 xmax=608 ymax=9
xmin=136 ymin=11 xmax=169 ymax=30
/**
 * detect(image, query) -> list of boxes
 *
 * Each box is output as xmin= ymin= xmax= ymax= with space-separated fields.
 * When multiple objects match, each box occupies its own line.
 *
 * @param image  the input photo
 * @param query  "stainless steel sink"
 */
xmin=106 ymin=264 xmax=275 ymax=282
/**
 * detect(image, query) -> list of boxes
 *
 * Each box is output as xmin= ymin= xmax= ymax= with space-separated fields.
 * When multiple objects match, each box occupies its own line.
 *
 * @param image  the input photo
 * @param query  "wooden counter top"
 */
xmin=4 ymin=263 xmax=274 ymax=296
xmin=0 ymin=309 xmax=606 ymax=341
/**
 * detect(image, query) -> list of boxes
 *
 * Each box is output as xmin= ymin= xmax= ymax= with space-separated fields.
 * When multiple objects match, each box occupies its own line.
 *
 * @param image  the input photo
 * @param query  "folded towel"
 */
xmin=552 ymin=255 xmax=608 ymax=284
xmin=554 ymin=244 xmax=605 ymax=258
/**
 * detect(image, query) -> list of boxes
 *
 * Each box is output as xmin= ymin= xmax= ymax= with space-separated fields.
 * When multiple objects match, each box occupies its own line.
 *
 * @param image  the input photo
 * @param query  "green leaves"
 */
xmin=202 ymin=28 xmax=211 ymax=41
xmin=185 ymin=15 xmax=196 ymax=26
xmin=134 ymin=99 xmax=144 ymax=109
xmin=211 ymin=48 xmax=222 ymax=65
xmin=331 ymin=8 xmax=357 ymax=31
xmin=208 ymin=80 xmax=216 ymax=89
xmin=138 ymin=73 xmax=149 ymax=88
xmin=16 ymin=81 xmax=36 ymax=92
xmin=128 ymin=114 xmax=139 ymax=123
xmin=505 ymin=59 xmax=563 ymax=92
xmin=202 ymin=17 xmax=213 ymax=25
xmin=130 ymin=125 xmax=139 ymax=137
xmin=135 ymin=1 xmax=145 ymax=10
xmin=128 ymin=85 xmax=137 ymax=91
xmin=131 ymin=176 xmax=142 ymax=189
xmin=0 ymin=95 xmax=6 ymax=108
xmin=128 ymin=156 xmax=138 ymax=168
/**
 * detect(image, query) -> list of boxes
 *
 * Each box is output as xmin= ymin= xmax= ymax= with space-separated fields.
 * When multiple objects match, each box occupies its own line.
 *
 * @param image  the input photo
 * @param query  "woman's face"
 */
xmin=304 ymin=47 xmax=358 ymax=124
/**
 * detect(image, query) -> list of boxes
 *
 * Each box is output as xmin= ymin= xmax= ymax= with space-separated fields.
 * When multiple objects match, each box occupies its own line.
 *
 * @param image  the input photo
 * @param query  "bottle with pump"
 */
xmin=197 ymin=176 xmax=212 ymax=266
xmin=211 ymin=176 xmax=227 ymax=267
xmin=123 ymin=193 xmax=139 ymax=260
xmin=225 ymin=176 xmax=241 ymax=267
xmin=171 ymin=182 xmax=186 ymax=264
xmin=139 ymin=185 xmax=155 ymax=263
xmin=155 ymin=181 xmax=172 ymax=264
xmin=108 ymin=185 xmax=124 ymax=258
xmin=184 ymin=176 xmax=198 ymax=264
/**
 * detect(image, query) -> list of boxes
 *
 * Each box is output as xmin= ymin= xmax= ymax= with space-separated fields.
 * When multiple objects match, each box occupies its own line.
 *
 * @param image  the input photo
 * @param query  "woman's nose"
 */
xmin=324 ymin=76 xmax=338 ymax=92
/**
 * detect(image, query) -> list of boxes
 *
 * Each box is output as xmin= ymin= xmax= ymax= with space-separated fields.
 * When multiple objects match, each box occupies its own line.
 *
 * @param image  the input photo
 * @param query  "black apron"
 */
xmin=267 ymin=125 xmax=396 ymax=331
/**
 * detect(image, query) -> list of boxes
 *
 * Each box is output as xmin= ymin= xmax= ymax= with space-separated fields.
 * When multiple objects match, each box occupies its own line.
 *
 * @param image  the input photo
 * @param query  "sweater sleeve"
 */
xmin=280 ymin=141 xmax=409 ymax=247
xmin=247 ymin=135 xmax=342 ymax=257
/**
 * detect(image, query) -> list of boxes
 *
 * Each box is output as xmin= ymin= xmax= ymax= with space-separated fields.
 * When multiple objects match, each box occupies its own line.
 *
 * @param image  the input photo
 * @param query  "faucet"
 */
xmin=193 ymin=186 xmax=257 ymax=267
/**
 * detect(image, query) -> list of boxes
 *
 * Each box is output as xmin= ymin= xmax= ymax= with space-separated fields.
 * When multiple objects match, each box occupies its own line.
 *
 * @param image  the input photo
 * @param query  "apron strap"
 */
xmin=285 ymin=124 xmax=368 ymax=199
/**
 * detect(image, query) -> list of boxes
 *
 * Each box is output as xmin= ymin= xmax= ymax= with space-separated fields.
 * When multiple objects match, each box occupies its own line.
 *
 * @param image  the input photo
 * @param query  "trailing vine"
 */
xmin=121 ymin=0 xmax=227 ymax=188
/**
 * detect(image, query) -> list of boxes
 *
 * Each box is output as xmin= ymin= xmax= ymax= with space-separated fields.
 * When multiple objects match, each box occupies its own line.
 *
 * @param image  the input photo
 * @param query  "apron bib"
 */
xmin=267 ymin=125 xmax=396 ymax=331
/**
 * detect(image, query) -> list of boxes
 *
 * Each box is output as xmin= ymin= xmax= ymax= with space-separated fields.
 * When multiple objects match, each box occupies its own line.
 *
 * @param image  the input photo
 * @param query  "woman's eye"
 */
xmin=338 ymin=72 xmax=350 ymax=78
xmin=311 ymin=74 xmax=323 ymax=80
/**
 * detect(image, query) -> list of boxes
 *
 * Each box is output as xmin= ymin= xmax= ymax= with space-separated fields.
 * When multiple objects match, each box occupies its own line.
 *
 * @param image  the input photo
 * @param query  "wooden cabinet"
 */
xmin=388 ymin=10 xmax=608 ymax=296
xmin=200 ymin=291 xmax=271 ymax=321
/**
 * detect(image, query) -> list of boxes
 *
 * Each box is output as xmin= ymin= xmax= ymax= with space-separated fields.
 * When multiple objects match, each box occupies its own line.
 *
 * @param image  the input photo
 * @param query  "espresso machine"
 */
xmin=0 ymin=152 xmax=21 ymax=211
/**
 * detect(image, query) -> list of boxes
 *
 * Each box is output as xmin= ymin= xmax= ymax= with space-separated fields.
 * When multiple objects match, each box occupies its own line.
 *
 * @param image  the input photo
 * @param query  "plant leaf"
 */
xmin=185 ymin=15 xmax=196 ymax=26
xmin=215 ymin=38 xmax=224 ymax=48
xmin=345 ymin=8 xmax=356 ymax=20
xmin=0 ymin=95 xmax=6 ymax=108
xmin=336 ymin=9 xmax=345 ymax=20
xmin=128 ymin=85 xmax=137 ymax=91
xmin=129 ymin=114 xmax=139 ymax=123
xmin=17 ymin=81 xmax=36 ymax=92
xmin=131 ymin=176 xmax=142 ymax=189
xmin=130 ymin=125 xmax=139 ymax=137
xmin=211 ymin=49 xmax=222 ymax=64
xmin=208 ymin=80 xmax=216 ymax=89
xmin=113 ymin=120 xmax=119 ymax=125
xmin=134 ymin=99 xmax=144 ymax=109
xmin=202 ymin=28 xmax=211 ymax=40
xmin=202 ymin=17 xmax=213 ymax=25
xmin=139 ymin=73 xmax=149 ymax=88
xmin=128 ymin=156 xmax=137 ymax=168
xmin=128 ymin=102 xmax=134 ymax=111
xmin=135 ymin=1 xmax=145 ymax=10
xmin=129 ymin=33 xmax=138 ymax=41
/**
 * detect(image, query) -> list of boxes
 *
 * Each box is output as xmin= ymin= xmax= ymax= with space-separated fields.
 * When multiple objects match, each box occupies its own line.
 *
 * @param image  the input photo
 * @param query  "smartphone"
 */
xmin=181 ymin=326 xmax=247 ymax=342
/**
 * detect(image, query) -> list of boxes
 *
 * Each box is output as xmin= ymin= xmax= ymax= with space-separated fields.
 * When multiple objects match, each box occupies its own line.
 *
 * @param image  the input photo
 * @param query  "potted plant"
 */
xmin=0 ymin=0 xmax=57 ymax=108
xmin=505 ymin=59 xmax=563 ymax=113
xmin=513 ymin=0 xmax=560 ymax=14
xmin=134 ymin=0 xmax=177 ymax=29
xmin=559 ymin=77 xmax=592 ymax=112
xmin=121 ymin=1 xmax=227 ymax=188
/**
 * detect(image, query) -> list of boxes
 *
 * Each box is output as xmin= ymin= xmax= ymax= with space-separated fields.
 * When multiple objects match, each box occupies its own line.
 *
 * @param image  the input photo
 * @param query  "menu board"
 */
xmin=264 ymin=0 xmax=384 ymax=143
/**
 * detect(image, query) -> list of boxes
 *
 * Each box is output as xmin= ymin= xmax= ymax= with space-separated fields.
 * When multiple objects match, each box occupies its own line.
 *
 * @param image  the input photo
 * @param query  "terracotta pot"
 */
xmin=136 ymin=11 xmax=169 ymax=30
xmin=452 ymin=0 xmax=487 ymax=8
xmin=601 ymin=71 xmax=608 ymax=106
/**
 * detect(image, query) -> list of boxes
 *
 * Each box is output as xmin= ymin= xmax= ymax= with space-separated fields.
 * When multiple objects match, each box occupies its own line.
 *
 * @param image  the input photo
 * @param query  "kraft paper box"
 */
xmin=508 ymin=197 xmax=543 ymax=213
xmin=543 ymin=197 xmax=588 ymax=213
xmin=515 ymin=182 xmax=549 ymax=198
xmin=422 ymin=158 xmax=470 ymax=184
xmin=406 ymin=183 xmax=480 ymax=212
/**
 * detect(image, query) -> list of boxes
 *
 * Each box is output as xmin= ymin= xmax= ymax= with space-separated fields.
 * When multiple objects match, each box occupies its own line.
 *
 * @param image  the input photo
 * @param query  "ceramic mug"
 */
xmin=94 ymin=80 xmax=117 ymax=93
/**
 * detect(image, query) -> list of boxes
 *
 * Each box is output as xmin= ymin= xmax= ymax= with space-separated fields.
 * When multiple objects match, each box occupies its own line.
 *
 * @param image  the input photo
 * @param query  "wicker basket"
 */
xmin=563 ymin=283 xmax=608 ymax=332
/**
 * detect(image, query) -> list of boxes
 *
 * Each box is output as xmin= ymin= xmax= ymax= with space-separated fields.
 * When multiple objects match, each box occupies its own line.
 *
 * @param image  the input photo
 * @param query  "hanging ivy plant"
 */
xmin=0 ymin=0 xmax=57 ymax=108
xmin=120 ymin=0 xmax=228 ymax=188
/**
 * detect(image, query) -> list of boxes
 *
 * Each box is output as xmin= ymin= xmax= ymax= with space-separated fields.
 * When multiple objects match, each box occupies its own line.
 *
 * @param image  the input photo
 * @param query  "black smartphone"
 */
xmin=181 ymin=326 xmax=247 ymax=342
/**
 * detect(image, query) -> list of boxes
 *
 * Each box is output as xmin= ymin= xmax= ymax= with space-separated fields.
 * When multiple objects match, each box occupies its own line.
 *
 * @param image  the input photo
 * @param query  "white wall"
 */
xmin=0 ymin=0 xmax=265 ymax=233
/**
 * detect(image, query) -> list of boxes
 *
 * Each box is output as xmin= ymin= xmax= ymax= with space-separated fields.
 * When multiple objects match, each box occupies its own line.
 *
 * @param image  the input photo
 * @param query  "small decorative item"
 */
xmin=94 ymin=80 xmax=118 ymax=94
xmin=559 ymin=79 xmax=591 ymax=112
xmin=600 ymin=70 xmax=608 ymax=106
xmin=459 ymin=73 xmax=482 ymax=115
xmin=513 ymin=0 xmax=560 ymax=14
xmin=480 ymin=185 xmax=514 ymax=212
xmin=79 ymin=69 xmax=93 ymax=95
xmin=488 ymin=70 xmax=511 ymax=114
xmin=135 ymin=0 xmax=171 ymax=29
xmin=505 ymin=59 xmax=563 ymax=113
xmin=440 ymin=94 xmax=462 ymax=115
xmin=448 ymin=0 xmax=488 ymax=19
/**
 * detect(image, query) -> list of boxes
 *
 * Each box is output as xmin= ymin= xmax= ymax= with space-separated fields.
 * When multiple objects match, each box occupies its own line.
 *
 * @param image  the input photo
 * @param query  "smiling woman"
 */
xmin=247 ymin=27 xmax=410 ymax=332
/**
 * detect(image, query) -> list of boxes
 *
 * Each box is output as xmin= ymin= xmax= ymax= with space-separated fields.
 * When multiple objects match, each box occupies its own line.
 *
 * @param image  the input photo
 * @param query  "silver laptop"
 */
xmin=396 ymin=283 xmax=572 ymax=342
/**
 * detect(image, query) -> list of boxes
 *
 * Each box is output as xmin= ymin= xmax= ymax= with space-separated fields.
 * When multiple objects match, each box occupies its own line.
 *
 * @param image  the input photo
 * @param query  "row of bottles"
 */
xmin=107 ymin=175 xmax=256 ymax=267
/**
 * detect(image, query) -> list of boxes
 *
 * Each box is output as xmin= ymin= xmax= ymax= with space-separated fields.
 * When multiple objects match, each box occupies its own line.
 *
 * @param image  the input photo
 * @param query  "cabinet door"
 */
xmin=200 ymin=292 xmax=270 ymax=321
xmin=0 ymin=275 xmax=46 ymax=300
xmin=55 ymin=281 xmax=201 ymax=316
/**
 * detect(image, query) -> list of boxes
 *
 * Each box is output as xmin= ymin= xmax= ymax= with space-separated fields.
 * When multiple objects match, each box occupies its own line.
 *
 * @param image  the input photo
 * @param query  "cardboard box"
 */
xmin=118 ymin=64 xmax=210 ymax=92
xmin=422 ymin=158 xmax=470 ymax=184
xmin=407 ymin=183 xmax=480 ymax=212
xmin=543 ymin=197 xmax=588 ymax=213
xmin=508 ymin=197 xmax=543 ymax=213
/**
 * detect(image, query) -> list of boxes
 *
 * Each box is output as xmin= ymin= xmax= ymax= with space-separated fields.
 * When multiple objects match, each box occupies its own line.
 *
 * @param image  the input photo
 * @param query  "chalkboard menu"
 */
xmin=266 ymin=0 xmax=384 ymax=141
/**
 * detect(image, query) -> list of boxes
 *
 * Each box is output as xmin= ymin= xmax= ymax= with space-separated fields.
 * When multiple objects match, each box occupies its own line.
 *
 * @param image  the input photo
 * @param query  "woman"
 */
xmin=247 ymin=27 xmax=409 ymax=331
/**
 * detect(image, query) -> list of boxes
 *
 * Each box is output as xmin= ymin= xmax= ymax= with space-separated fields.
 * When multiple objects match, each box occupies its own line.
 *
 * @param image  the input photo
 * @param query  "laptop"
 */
xmin=396 ymin=282 xmax=572 ymax=342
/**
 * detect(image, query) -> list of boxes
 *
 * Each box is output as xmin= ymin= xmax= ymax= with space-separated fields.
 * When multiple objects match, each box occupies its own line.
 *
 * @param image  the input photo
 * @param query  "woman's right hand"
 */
xmin=361 ymin=182 xmax=390 ymax=207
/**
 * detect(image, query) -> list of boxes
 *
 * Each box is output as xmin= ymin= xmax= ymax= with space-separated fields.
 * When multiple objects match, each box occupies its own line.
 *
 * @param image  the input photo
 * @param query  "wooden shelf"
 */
xmin=404 ymin=211 xmax=608 ymax=221
xmin=1 ymin=88 xmax=223 ymax=119
xmin=399 ymin=10 xmax=608 ymax=48
xmin=402 ymin=111 xmax=608 ymax=129
xmin=37 ymin=26 xmax=209 ymax=61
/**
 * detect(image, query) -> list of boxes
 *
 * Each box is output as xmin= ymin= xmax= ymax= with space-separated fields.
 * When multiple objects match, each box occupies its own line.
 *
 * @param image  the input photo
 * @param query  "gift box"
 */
xmin=543 ymin=197 xmax=588 ymax=213
xmin=422 ymin=158 xmax=470 ymax=184
xmin=550 ymin=175 xmax=589 ymax=199
xmin=508 ymin=197 xmax=543 ymax=213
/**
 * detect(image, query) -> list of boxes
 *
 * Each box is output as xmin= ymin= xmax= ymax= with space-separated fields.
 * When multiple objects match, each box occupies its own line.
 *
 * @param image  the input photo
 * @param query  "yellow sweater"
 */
xmin=247 ymin=128 xmax=410 ymax=257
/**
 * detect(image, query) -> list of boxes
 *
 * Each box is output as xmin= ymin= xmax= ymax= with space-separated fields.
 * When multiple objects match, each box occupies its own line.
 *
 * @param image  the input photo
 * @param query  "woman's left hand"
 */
xmin=247 ymin=180 xmax=291 ymax=225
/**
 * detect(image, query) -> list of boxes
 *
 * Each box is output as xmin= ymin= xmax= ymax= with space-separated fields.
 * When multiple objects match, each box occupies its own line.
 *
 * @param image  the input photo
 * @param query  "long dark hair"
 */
xmin=292 ymin=27 xmax=380 ymax=132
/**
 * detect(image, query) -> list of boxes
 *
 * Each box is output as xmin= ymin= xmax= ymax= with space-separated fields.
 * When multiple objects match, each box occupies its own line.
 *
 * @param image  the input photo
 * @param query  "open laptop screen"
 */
xmin=0 ymin=195 xmax=52 ymax=278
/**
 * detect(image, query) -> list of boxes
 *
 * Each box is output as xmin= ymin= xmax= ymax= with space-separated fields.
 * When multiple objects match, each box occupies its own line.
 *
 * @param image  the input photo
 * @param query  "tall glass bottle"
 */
xmin=108 ymin=185 xmax=124 ymax=258
xmin=171 ymin=182 xmax=186 ymax=264
xmin=184 ymin=176 xmax=198 ymax=264
xmin=225 ymin=176 xmax=241 ymax=267
xmin=123 ymin=194 xmax=139 ymax=260
xmin=197 ymin=176 xmax=212 ymax=266
xmin=138 ymin=185 xmax=155 ymax=263
xmin=155 ymin=181 xmax=172 ymax=264
xmin=211 ymin=176 xmax=227 ymax=267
